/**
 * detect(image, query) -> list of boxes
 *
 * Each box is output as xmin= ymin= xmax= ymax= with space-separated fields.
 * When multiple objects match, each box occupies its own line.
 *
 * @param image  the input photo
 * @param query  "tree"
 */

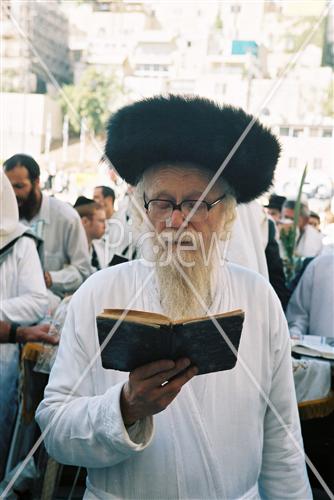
xmin=59 ymin=67 xmax=123 ymax=136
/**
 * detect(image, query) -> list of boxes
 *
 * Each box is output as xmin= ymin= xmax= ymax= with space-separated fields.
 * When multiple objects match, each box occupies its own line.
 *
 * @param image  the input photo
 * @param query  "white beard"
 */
xmin=151 ymin=229 xmax=219 ymax=320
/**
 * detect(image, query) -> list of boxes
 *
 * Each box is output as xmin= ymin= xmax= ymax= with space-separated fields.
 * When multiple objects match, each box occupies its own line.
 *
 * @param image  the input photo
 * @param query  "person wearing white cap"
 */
xmin=0 ymin=172 xmax=49 ymax=478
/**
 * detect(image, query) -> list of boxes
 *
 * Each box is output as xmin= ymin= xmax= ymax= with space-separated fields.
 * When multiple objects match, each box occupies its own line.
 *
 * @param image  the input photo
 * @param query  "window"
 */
xmin=231 ymin=3 xmax=241 ymax=13
xmin=279 ymin=127 xmax=289 ymax=136
xmin=288 ymin=157 xmax=297 ymax=169
xmin=292 ymin=128 xmax=304 ymax=137
xmin=322 ymin=128 xmax=332 ymax=137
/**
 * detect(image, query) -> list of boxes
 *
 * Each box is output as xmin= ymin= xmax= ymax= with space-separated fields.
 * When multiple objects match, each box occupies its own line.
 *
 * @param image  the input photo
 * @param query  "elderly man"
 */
xmin=3 ymin=154 xmax=91 ymax=306
xmin=37 ymin=96 xmax=311 ymax=499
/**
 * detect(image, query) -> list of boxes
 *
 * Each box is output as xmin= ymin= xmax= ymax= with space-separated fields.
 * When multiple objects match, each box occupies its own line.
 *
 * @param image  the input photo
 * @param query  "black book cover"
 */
xmin=97 ymin=310 xmax=244 ymax=375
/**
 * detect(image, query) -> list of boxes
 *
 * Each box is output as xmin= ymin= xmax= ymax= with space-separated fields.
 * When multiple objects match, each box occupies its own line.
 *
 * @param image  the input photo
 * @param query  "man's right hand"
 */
xmin=121 ymin=358 xmax=198 ymax=426
xmin=16 ymin=324 xmax=59 ymax=345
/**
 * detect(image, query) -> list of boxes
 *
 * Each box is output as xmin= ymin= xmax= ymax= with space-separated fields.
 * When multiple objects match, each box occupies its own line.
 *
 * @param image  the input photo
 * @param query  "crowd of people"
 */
xmin=0 ymin=95 xmax=333 ymax=497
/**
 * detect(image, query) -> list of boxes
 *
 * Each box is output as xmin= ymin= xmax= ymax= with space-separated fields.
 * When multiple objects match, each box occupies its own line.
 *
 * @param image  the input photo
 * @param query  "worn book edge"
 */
xmin=97 ymin=308 xmax=244 ymax=327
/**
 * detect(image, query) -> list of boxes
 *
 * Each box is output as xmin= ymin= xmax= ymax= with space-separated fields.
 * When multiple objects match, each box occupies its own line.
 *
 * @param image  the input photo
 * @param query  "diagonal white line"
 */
xmin=171 ymin=242 xmax=334 ymax=499
xmin=2 ymin=2 xmax=332 ymax=497
xmin=2 ymin=2 xmax=103 ymax=157
xmin=1 ymin=267 xmax=155 ymax=497
xmin=174 ymin=2 xmax=331 ymax=240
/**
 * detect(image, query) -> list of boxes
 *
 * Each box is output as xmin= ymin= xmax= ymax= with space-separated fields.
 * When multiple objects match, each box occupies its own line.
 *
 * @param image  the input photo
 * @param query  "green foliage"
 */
xmin=280 ymin=164 xmax=308 ymax=284
xmin=284 ymin=17 xmax=325 ymax=53
xmin=59 ymin=67 xmax=123 ymax=136
xmin=322 ymin=81 xmax=334 ymax=118
xmin=214 ymin=11 xmax=223 ymax=31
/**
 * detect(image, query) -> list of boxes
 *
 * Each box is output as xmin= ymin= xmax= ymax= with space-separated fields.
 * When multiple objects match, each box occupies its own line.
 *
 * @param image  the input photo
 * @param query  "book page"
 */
xmin=175 ymin=309 xmax=244 ymax=326
xmin=291 ymin=336 xmax=334 ymax=360
xmin=98 ymin=309 xmax=171 ymax=326
xmin=98 ymin=308 xmax=244 ymax=327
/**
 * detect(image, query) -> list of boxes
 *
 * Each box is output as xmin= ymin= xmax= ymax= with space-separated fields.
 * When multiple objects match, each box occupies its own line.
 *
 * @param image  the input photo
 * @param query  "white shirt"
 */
xmin=287 ymin=253 xmax=334 ymax=338
xmin=295 ymin=224 xmax=323 ymax=258
xmin=21 ymin=194 xmax=91 ymax=297
xmin=98 ymin=215 xmax=133 ymax=264
xmin=36 ymin=260 xmax=310 ymax=499
xmin=0 ymin=236 xmax=48 ymax=324
xmin=226 ymin=201 xmax=269 ymax=279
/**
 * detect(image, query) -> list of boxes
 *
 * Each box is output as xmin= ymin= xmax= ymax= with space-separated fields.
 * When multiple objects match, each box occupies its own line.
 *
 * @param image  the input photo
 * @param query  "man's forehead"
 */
xmin=6 ymin=165 xmax=30 ymax=181
xmin=144 ymin=164 xmax=215 ymax=195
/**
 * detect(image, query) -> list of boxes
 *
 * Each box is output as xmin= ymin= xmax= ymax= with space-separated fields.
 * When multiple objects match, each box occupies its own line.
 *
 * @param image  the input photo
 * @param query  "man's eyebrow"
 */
xmin=150 ymin=190 xmax=206 ymax=200
xmin=150 ymin=191 xmax=174 ymax=199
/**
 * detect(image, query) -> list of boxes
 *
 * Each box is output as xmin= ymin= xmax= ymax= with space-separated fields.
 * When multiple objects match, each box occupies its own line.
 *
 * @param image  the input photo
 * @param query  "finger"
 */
xmin=161 ymin=365 xmax=198 ymax=395
xmin=39 ymin=324 xmax=51 ymax=333
xmin=37 ymin=332 xmax=59 ymax=345
xmin=147 ymin=358 xmax=192 ymax=387
xmin=131 ymin=359 xmax=176 ymax=381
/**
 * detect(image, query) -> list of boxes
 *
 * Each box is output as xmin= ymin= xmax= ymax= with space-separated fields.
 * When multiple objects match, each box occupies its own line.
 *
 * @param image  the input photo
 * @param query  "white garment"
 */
xmin=0 ymin=235 xmax=48 ymax=475
xmin=286 ymin=253 xmax=334 ymax=338
xmin=0 ymin=236 xmax=48 ymax=324
xmin=36 ymin=260 xmax=311 ymax=499
xmin=99 ymin=215 xmax=132 ymax=264
xmin=226 ymin=201 xmax=269 ymax=279
xmin=0 ymin=172 xmax=27 ymax=249
xmin=295 ymin=224 xmax=323 ymax=258
xmin=21 ymin=194 xmax=91 ymax=297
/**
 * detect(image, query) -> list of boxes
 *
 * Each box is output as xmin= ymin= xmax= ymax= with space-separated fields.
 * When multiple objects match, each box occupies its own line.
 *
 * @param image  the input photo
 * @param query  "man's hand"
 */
xmin=121 ymin=358 xmax=198 ymax=426
xmin=16 ymin=324 xmax=59 ymax=345
xmin=44 ymin=271 xmax=52 ymax=288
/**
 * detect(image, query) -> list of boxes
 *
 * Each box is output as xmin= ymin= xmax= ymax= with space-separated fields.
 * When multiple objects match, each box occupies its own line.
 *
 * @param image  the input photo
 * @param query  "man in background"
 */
xmin=280 ymin=199 xmax=323 ymax=258
xmin=264 ymin=193 xmax=286 ymax=224
xmin=74 ymin=196 xmax=106 ymax=271
xmin=287 ymin=253 xmax=334 ymax=338
xmin=308 ymin=211 xmax=321 ymax=232
xmin=4 ymin=154 xmax=91 ymax=309
xmin=0 ymin=171 xmax=51 ymax=478
xmin=93 ymin=185 xmax=131 ymax=260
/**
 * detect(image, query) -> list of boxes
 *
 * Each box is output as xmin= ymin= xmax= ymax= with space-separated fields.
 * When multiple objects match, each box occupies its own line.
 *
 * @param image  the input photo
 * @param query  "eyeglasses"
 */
xmin=144 ymin=195 xmax=226 ymax=222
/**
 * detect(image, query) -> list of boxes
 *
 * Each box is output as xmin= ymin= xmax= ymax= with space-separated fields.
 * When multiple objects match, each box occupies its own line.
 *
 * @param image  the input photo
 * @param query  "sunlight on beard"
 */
xmin=151 ymin=229 xmax=219 ymax=321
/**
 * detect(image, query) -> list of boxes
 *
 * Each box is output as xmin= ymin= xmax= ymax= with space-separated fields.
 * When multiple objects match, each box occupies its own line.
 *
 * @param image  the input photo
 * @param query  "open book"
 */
xmin=96 ymin=308 xmax=245 ymax=375
xmin=291 ymin=335 xmax=334 ymax=360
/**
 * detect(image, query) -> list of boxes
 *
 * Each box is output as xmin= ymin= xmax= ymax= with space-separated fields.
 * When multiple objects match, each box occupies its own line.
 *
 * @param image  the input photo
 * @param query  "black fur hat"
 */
xmin=105 ymin=95 xmax=280 ymax=203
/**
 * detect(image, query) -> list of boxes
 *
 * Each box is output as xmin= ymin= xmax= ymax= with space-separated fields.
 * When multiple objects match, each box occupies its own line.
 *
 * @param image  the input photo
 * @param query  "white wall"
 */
xmin=1 ymin=93 xmax=62 ymax=160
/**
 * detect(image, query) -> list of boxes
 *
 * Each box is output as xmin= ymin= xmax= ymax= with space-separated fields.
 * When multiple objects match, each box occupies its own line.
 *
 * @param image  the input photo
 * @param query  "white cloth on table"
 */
xmin=21 ymin=194 xmax=91 ymax=298
xmin=36 ymin=260 xmax=311 ymax=499
xmin=287 ymin=253 xmax=334 ymax=338
xmin=292 ymin=357 xmax=331 ymax=403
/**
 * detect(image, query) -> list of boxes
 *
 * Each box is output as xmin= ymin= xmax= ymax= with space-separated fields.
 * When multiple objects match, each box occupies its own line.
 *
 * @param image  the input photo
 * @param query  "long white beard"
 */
xmin=151 ymin=230 xmax=219 ymax=320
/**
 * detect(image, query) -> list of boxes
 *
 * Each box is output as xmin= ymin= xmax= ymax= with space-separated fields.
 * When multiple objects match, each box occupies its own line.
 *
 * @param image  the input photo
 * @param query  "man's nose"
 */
xmin=167 ymin=208 xmax=186 ymax=228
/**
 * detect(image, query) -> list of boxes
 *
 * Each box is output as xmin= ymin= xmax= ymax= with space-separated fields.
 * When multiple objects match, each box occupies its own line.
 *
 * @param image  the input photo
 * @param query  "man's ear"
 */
xmin=81 ymin=216 xmax=89 ymax=228
xmin=34 ymin=177 xmax=41 ymax=188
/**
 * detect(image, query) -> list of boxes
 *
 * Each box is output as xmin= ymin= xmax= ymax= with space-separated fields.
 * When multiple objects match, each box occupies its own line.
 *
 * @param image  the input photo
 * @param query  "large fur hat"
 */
xmin=105 ymin=95 xmax=280 ymax=203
